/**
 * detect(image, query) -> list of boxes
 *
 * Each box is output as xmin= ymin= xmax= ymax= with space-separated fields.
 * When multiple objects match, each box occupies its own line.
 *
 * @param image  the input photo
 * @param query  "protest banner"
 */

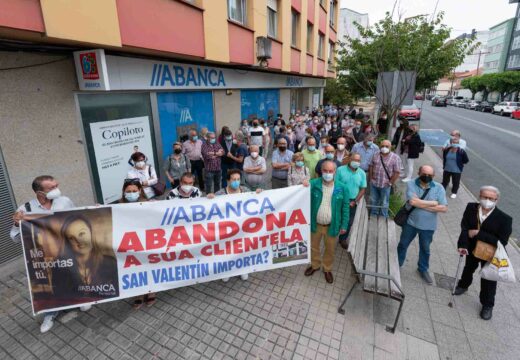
xmin=20 ymin=186 xmax=310 ymax=314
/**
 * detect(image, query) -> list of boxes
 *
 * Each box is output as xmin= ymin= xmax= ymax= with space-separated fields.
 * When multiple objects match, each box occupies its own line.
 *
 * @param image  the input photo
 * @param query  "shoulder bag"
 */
xmin=472 ymin=212 xmax=497 ymax=262
xmin=148 ymin=165 xmax=166 ymax=196
xmin=394 ymin=187 xmax=431 ymax=226
xmin=379 ymin=154 xmax=395 ymax=194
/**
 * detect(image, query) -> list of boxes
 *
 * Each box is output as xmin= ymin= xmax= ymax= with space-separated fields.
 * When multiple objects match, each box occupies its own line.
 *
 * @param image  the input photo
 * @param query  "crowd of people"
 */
xmin=10 ymin=105 xmax=512 ymax=334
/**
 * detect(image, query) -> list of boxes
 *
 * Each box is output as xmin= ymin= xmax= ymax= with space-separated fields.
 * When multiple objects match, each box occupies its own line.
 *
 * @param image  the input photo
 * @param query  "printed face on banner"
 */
xmin=20 ymin=208 xmax=119 ymax=313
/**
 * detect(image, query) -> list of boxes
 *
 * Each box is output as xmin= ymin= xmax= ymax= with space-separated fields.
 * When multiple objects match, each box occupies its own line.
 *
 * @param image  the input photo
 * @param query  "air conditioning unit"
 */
xmin=256 ymin=36 xmax=272 ymax=60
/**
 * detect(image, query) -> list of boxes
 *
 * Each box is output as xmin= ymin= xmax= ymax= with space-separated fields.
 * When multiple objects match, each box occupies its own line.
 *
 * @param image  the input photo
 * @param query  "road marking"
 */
xmin=424 ymin=107 xmax=520 ymax=140
xmin=465 ymin=147 xmax=520 ymax=192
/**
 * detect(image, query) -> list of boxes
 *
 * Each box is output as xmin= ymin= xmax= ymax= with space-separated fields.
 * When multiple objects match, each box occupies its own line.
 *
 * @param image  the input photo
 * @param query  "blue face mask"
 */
xmin=124 ymin=192 xmax=140 ymax=202
xmin=350 ymin=161 xmax=360 ymax=169
xmin=192 ymin=136 xmax=198 ymax=141
xmin=209 ymin=139 xmax=216 ymax=144
xmin=308 ymin=146 xmax=316 ymax=151
xmin=451 ymin=143 xmax=460 ymax=148
xmin=326 ymin=153 xmax=334 ymax=160
xmin=366 ymin=141 xmax=374 ymax=146
xmin=322 ymin=173 xmax=334 ymax=182
xmin=230 ymin=180 xmax=241 ymax=190
xmin=295 ymin=161 xmax=304 ymax=167
xmin=225 ymin=136 xmax=233 ymax=141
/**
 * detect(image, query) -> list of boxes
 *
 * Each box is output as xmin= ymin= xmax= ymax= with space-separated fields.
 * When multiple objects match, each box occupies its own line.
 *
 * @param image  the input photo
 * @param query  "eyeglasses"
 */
xmin=124 ymin=178 xmax=141 ymax=185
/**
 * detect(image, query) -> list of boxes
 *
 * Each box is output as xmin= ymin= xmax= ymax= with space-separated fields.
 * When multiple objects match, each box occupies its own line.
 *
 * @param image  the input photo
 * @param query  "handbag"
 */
xmin=394 ymin=188 xmax=431 ymax=227
xmin=472 ymin=213 xmax=496 ymax=262
xmin=148 ymin=165 xmax=166 ymax=196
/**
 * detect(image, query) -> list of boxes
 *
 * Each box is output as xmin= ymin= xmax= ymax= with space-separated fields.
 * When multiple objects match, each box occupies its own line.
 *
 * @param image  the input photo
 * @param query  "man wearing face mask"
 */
xmin=248 ymin=119 xmax=266 ymax=156
xmin=271 ymin=138 xmax=294 ymax=189
xmin=166 ymin=172 xmax=202 ymax=199
xmin=11 ymin=175 xmax=90 ymax=333
xmin=201 ymin=132 xmax=225 ymax=194
xmin=392 ymin=120 xmax=411 ymax=175
xmin=397 ymin=165 xmax=448 ymax=284
xmin=352 ymin=120 xmax=364 ymax=143
xmin=302 ymin=137 xmax=324 ymax=179
xmin=441 ymin=137 xmax=469 ymax=199
xmin=336 ymin=153 xmax=367 ymax=249
xmin=219 ymin=129 xmax=238 ymax=188
xmin=183 ymin=129 xmax=205 ymax=191
xmin=335 ymin=137 xmax=349 ymax=163
xmin=328 ymin=121 xmax=342 ymax=148
xmin=453 ymin=186 xmax=512 ymax=320
xmin=369 ymin=140 xmax=402 ymax=217
xmin=305 ymin=161 xmax=350 ymax=284
xmin=243 ymin=145 xmax=267 ymax=190
xmin=351 ymin=134 xmax=380 ymax=172
xmin=442 ymin=130 xmax=467 ymax=151
xmin=315 ymin=145 xmax=342 ymax=178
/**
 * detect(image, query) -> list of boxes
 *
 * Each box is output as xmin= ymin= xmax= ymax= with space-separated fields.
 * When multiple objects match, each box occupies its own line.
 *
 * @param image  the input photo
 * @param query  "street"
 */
xmin=419 ymin=102 xmax=520 ymax=238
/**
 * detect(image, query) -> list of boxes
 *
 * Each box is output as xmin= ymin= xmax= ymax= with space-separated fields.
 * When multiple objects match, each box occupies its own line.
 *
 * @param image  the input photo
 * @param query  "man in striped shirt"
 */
xmin=248 ymin=119 xmax=266 ymax=156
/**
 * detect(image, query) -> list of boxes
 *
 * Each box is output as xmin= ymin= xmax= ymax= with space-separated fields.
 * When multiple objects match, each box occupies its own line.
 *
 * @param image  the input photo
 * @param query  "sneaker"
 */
xmin=222 ymin=277 xmax=230 ymax=283
xmin=453 ymin=287 xmax=467 ymax=296
xmin=240 ymin=274 xmax=249 ymax=281
xmin=79 ymin=304 xmax=92 ymax=312
xmin=418 ymin=270 xmax=433 ymax=285
xmin=40 ymin=315 xmax=55 ymax=333
xmin=450 ymin=194 xmax=457 ymax=199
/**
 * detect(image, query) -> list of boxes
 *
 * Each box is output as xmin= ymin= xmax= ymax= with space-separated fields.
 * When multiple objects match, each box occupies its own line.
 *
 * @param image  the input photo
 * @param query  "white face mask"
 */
xmin=45 ymin=188 xmax=61 ymax=200
xmin=480 ymin=199 xmax=496 ymax=210
xmin=380 ymin=147 xmax=390 ymax=154
xmin=250 ymin=152 xmax=258 ymax=158
xmin=181 ymin=185 xmax=193 ymax=193
xmin=135 ymin=161 xmax=146 ymax=168
xmin=337 ymin=144 xmax=345 ymax=151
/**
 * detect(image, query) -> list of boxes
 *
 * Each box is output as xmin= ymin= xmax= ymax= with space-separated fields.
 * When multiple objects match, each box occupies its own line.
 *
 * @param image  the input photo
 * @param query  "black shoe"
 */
xmin=339 ymin=239 xmax=349 ymax=250
xmin=453 ymin=287 xmax=467 ymax=296
xmin=418 ymin=270 xmax=433 ymax=285
xmin=304 ymin=266 xmax=320 ymax=277
xmin=324 ymin=271 xmax=334 ymax=284
xmin=480 ymin=306 xmax=493 ymax=320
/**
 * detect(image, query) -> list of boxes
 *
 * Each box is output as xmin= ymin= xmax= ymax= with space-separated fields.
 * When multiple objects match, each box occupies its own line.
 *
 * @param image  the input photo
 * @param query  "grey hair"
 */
xmin=480 ymin=185 xmax=500 ymax=197
xmin=321 ymin=160 xmax=337 ymax=170
xmin=206 ymin=131 xmax=215 ymax=137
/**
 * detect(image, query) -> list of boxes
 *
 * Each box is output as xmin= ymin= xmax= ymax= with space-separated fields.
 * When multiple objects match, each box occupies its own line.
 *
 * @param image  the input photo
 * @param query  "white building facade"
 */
xmin=338 ymin=8 xmax=369 ymax=44
xmin=455 ymin=30 xmax=490 ymax=73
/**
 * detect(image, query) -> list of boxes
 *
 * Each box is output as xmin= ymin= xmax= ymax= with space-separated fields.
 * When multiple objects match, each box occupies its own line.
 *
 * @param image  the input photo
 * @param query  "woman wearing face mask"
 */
xmin=120 ymin=179 xmax=157 ymax=308
xmin=441 ymin=139 xmax=469 ymax=199
xmin=163 ymin=142 xmax=191 ymax=189
xmin=127 ymin=152 xmax=158 ymax=199
xmin=288 ymin=152 xmax=310 ymax=186
xmin=286 ymin=125 xmax=296 ymax=152
xmin=401 ymin=125 xmax=423 ymax=182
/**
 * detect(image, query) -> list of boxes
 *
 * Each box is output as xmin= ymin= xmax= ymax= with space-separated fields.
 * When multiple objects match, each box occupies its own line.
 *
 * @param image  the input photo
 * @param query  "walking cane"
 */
xmin=448 ymin=254 xmax=465 ymax=308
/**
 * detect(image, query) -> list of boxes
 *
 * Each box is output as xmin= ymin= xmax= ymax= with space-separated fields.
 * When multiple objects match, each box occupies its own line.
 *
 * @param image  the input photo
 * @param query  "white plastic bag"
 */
xmin=480 ymin=242 xmax=516 ymax=283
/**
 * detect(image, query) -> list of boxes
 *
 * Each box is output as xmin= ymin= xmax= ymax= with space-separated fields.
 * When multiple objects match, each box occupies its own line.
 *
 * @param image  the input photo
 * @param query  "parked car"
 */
xmin=399 ymin=104 xmax=421 ymax=121
xmin=465 ymin=100 xmax=481 ymax=110
xmin=455 ymin=99 xmax=469 ymax=108
xmin=511 ymin=108 xmax=520 ymax=119
xmin=432 ymin=97 xmax=448 ymax=107
xmin=414 ymin=94 xmax=424 ymax=100
xmin=492 ymin=101 xmax=520 ymax=116
xmin=445 ymin=96 xmax=454 ymax=105
xmin=475 ymin=101 xmax=496 ymax=112
xmin=450 ymin=96 xmax=464 ymax=106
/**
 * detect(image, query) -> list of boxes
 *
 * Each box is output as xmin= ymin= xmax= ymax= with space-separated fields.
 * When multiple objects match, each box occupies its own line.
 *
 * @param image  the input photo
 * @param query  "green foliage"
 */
xmin=324 ymin=78 xmax=353 ymax=106
xmin=337 ymin=12 xmax=476 ymax=99
xmin=460 ymin=71 xmax=520 ymax=100
xmin=389 ymin=190 xmax=405 ymax=218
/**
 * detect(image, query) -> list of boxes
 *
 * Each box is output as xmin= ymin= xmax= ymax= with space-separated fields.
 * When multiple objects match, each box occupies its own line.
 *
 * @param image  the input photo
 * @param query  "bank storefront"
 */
xmin=73 ymin=50 xmax=325 ymax=204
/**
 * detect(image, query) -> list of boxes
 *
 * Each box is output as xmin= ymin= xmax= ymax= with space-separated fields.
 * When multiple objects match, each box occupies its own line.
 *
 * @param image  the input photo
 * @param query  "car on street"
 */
xmin=450 ymin=96 xmax=464 ymax=106
xmin=511 ymin=109 xmax=520 ymax=119
xmin=455 ymin=99 xmax=469 ymax=108
xmin=474 ymin=101 xmax=496 ymax=112
xmin=432 ymin=96 xmax=448 ymax=107
xmin=399 ymin=104 xmax=421 ymax=121
xmin=414 ymin=94 xmax=424 ymax=100
xmin=492 ymin=101 xmax=520 ymax=116
xmin=465 ymin=100 xmax=481 ymax=110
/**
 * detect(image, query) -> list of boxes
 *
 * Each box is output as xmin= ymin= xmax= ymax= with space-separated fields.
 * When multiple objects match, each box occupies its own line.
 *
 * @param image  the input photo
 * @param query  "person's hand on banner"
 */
xmin=302 ymin=180 xmax=310 ymax=187
xmin=13 ymin=210 xmax=25 ymax=227
xmin=206 ymin=193 xmax=215 ymax=199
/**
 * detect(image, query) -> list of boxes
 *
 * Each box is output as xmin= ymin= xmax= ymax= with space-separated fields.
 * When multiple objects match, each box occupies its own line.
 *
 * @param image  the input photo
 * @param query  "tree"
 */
xmin=337 ymin=11 xmax=476 ymax=137
xmin=460 ymin=76 xmax=486 ymax=100
xmin=460 ymin=71 xmax=520 ymax=101
xmin=324 ymin=78 xmax=353 ymax=106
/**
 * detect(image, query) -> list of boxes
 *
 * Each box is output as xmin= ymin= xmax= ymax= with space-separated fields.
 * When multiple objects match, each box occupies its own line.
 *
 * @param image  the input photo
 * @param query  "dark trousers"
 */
xmin=458 ymin=252 xmax=497 ymax=307
xmin=190 ymin=160 xmax=205 ymax=191
xmin=339 ymin=200 xmax=357 ymax=243
xmin=170 ymin=179 xmax=180 ymax=189
xmin=221 ymin=162 xmax=235 ymax=188
xmin=442 ymin=171 xmax=462 ymax=194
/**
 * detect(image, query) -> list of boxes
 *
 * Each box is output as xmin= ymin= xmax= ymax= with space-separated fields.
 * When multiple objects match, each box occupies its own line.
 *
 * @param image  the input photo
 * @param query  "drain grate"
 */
xmin=433 ymin=273 xmax=456 ymax=291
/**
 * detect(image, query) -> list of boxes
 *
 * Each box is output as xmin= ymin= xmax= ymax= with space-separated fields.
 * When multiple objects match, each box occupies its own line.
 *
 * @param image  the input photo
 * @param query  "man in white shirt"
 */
xmin=11 ymin=175 xmax=90 ymax=333
xmin=248 ymin=120 xmax=266 ymax=156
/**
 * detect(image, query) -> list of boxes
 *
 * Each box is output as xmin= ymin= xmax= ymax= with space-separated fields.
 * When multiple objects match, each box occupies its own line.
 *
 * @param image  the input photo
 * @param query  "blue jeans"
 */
xmin=369 ymin=184 xmax=391 ymax=217
xmin=397 ymin=223 xmax=434 ymax=273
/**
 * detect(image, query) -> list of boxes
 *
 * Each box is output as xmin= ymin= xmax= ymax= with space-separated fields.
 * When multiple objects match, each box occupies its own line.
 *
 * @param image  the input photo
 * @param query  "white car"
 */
xmin=492 ymin=102 xmax=520 ymax=116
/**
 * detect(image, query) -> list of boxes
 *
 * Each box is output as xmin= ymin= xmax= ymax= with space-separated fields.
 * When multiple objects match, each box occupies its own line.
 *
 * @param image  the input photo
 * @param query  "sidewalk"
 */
xmin=1 ymin=146 xmax=519 ymax=360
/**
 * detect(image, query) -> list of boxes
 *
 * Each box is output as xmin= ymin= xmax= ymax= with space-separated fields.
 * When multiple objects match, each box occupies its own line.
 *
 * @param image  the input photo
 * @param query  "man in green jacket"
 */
xmin=304 ymin=160 xmax=350 ymax=283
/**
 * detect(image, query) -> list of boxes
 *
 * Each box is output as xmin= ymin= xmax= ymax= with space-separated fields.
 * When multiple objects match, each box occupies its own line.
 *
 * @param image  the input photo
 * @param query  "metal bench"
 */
xmin=337 ymin=198 xmax=405 ymax=333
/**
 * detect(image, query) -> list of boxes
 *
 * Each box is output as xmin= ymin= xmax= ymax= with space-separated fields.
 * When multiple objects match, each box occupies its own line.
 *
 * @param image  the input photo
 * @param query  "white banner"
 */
xmin=20 ymin=187 xmax=311 ymax=314
xmin=89 ymin=116 xmax=155 ymax=204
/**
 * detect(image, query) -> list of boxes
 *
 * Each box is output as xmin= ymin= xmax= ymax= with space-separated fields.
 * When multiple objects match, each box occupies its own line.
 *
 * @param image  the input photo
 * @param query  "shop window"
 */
xmin=267 ymin=0 xmax=278 ymax=38
xmin=228 ymin=0 xmax=247 ymax=25
xmin=77 ymin=93 xmax=157 ymax=204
